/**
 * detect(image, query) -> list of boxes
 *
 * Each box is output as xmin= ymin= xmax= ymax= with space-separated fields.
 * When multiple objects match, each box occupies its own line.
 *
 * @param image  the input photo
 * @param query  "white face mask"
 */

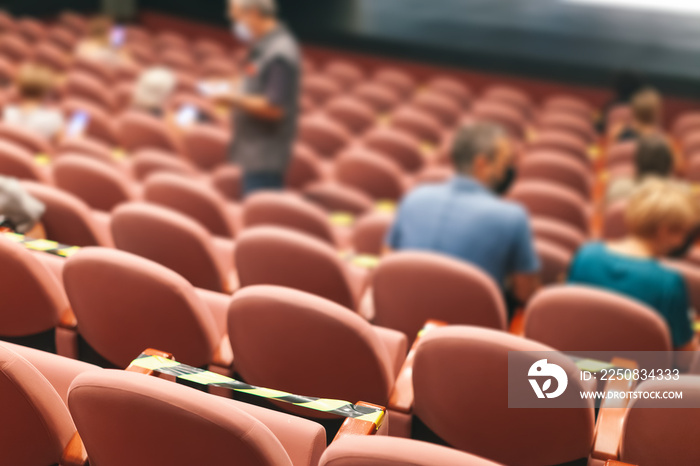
xmin=233 ymin=22 xmax=253 ymax=43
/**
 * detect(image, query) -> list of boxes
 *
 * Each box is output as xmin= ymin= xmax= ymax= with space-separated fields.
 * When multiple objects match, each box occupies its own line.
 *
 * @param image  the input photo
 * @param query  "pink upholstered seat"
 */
xmin=242 ymin=191 xmax=339 ymax=246
xmin=68 ymin=369 xmax=326 ymax=466
xmin=56 ymin=136 xmax=118 ymax=168
xmin=0 ymin=138 xmax=50 ymax=182
xmin=473 ymin=100 xmax=526 ymax=139
xmin=607 ymin=140 xmax=638 ymax=170
xmin=0 ymin=343 xmax=77 ymax=466
xmin=111 ymin=202 xmax=235 ymax=293
xmin=0 ymin=237 xmax=70 ymax=346
xmin=509 ymin=181 xmax=590 ymax=234
xmin=302 ymin=181 xmax=375 ymax=216
xmin=531 ymin=217 xmax=586 ymax=254
xmin=116 ymin=110 xmax=183 ymax=153
xmin=21 ymin=181 xmax=114 ymax=247
xmin=602 ymin=200 xmax=628 ymax=240
xmin=351 ymin=211 xmax=394 ymax=256
xmin=61 ymin=98 xmax=120 ymax=145
xmin=363 ymin=127 xmax=425 ymax=173
xmin=412 ymin=326 xmax=595 ymax=465
xmin=303 ymin=75 xmax=342 ymax=106
xmin=0 ymin=122 xmax=52 ymax=155
xmin=534 ymin=239 xmax=572 ymax=285
xmin=0 ymin=34 xmax=33 ymax=63
xmin=181 ymin=124 xmax=229 ymax=170
xmin=286 ymin=144 xmax=324 ymax=190
xmin=389 ymin=106 xmax=443 ymax=145
xmin=319 ymin=436 xmax=501 ymax=466
xmin=373 ymin=252 xmax=507 ymax=339
xmin=324 ymin=96 xmax=376 ymax=134
xmin=298 ymin=114 xmax=352 ymax=158
xmin=543 ymin=95 xmax=593 ymax=120
xmin=519 ymin=151 xmax=592 ymax=199
xmin=228 ymin=285 xmax=407 ymax=414
xmin=16 ymin=18 xmax=46 ymax=43
xmin=235 ymin=226 xmax=366 ymax=310
xmin=63 ymin=247 xmax=227 ymax=369
xmin=335 ymin=148 xmax=407 ymax=201
xmin=524 ymin=285 xmax=673 ymax=369
xmin=617 ymin=376 xmax=700 ymax=466
xmin=64 ymin=71 xmax=115 ymax=111
xmin=353 ymin=82 xmax=401 ymax=113
xmin=52 ymin=155 xmax=139 ymax=212
xmin=34 ymin=42 xmax=70 ymax=72
xmin=527 ymin=130 xmax=592 ymax=168
xmin=129 ymin=148 xmax=199 ymax=181
xmin=143 ymin=172 xmax=238 ymax=238
xmin=46 ymin=25 xmax=79 ymax=51
xmin=482 ymin=85 xmax=533 ymax=118
xmin=324 ymin=60 xmax=364 ymax=90
xmin=411 ymin=91 xmax=462 ymax=127
xmin=373 ymin=68 xmax=416 ymax=98
xmin=425 ymin=77 xmax=471 ymax=108
xmin=538 ymin=111 xmax=595 ymax=143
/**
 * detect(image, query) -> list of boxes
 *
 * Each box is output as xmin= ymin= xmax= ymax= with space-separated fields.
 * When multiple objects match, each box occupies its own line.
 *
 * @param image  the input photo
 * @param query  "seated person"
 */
xmin=386 ymin=122 xmax=540 ymax=306
xmin=131 ymin=67 xmax=177 ymax=118
xmin=3 ymin=64 xmax=64 ymax=141
xmin=606 ymin=135 xmax=687 ymax=205
xmin=614 ymin=87 xmax=663 ymax=142
xmin=569 ymin=179 xmax=699 ymax=351
xmin=75 ymin=16 xmax=128 ymax=65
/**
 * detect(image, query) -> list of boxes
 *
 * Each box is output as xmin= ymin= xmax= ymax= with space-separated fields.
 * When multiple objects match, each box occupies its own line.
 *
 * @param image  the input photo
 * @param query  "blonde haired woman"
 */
xmin=568 ymin=179 xmax=699 ymax=350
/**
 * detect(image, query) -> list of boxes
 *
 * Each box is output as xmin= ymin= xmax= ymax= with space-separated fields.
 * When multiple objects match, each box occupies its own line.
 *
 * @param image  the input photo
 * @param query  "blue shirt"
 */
xmin=386 ymin=176 xmax=539 ymax=285
xmin=568 ymin=242 xmax=694 ymax=348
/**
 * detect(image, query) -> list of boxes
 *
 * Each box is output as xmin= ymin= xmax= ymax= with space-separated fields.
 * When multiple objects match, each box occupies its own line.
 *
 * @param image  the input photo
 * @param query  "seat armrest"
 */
xmin=60 ymin=432 xmax=88 ymax=466
xmin=388 ymin=320 xmax=447 ymax=414
xmin=591 ymin=358 xmax=638 ymax=463
xmin=125 ymin=348 xmax=175 ymax=375
xmin=333 ymin=401 xmax=386 ymax=442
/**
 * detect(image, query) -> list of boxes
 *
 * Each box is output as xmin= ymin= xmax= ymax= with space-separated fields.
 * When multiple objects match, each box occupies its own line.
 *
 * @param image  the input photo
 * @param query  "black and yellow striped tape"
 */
xmin=3 ymin=232 xmax=80 ymax=258
xmin=129 ymin=353 xmax=386 ymax=428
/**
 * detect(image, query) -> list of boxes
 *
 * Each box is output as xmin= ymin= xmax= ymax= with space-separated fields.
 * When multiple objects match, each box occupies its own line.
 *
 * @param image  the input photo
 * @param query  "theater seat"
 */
xmin=63 ymin=247 xmax=232 ymax=370
xmin=319 ymin=436 xmax=501 ymax=466
xmin=298 ymin=114 xmax=352 ymax=158
xmin=524 ymin=285 xmax=673 ymax=370
xmin=0 ymin=138 xmax=51 ymax=183
xmin=363 ymin=127 xmax=425 ymax=173
xmin=0 ymin=343 xmax=79 ymax=466
xmin=228 ymin=286 xmax=407 ymax=416
xmin=534 ymin=239 xmax=571 ymax=285
xmin=408 ymin=326 xmax=594 ymax=465
xmin=351 ymin=211 xmax=394 ymax=256
xmin=509 ymin=181 xmax=590 ymax=234
xmin=424 ymin=77 xmax=471 ymax=108
xmin=116 ymin=110 xmax=183 ymax=154
xmin=111 ymin=202 xmax=236 ymax=293
xmin=303 ymin=181 xmax=375 ymax=216
xmin=334 ymin=148 xmax=407 ymax=202
xmin=68 ymin=370 xmax=326 ymax=466
xmin=324 ymin=96 xmax=376 ymax=134
xmin=530 ymin=217 xmax=586 ymax=255
xmin=235 ymin=226 xmax=368 ymax=310
xmin=372 ymin=252 xmax=507 ymax=340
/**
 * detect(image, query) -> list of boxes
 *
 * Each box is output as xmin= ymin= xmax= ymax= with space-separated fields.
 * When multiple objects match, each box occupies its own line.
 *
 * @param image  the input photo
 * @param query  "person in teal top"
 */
xmin=568 ymin=179 xmax=698 ymax=350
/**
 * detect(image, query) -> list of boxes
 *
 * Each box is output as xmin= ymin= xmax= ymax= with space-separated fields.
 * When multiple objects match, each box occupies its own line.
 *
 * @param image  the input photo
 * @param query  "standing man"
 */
xmin=222 ymin=0 xmax=301 ymax=196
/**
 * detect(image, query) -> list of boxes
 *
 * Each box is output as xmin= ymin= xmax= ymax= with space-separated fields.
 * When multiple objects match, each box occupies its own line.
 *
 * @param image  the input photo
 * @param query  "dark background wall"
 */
xmin=5 ymin=0 xmax=700 ymax=99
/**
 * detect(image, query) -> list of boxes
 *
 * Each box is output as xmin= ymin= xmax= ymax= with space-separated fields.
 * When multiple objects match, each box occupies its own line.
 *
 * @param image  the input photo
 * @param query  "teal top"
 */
xmin=568 ymin=242 xmax=694 ymax=348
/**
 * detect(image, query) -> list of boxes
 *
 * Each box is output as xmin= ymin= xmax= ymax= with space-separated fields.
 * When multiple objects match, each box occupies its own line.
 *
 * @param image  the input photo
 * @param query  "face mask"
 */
xmin=233 ymin=22 xmax=253 ymax=43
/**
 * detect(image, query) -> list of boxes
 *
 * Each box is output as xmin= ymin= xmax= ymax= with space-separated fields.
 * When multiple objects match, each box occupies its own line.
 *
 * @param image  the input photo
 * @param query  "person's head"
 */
xmin=635 ymin=135 xmax=674 ymax=179
xmin=625 ymin=179 xmax=699 ymax=256
xmin=451 ymin=122 xmax=511 ymax=190
xmin=132 ymin=67 xmax=177 ymax=114
xmin=86 ymin=16 xmax=112 ymax=43
xmin=228 ymin=0 xmax=278 ymax=42
xmin=15 ymin=64 xmax=56 ymax=101
xmin=612 ymin=70 xmax=643 ymax=102
xmin=631 ymin=87 xmax=662 ymax=127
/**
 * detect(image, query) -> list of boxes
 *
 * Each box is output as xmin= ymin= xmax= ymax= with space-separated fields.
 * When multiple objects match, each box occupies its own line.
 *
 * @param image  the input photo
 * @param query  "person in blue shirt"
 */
xmin=386 ymin=122 xmax=541 ymax=306
xmin=569 ymin=179 xmax=699 ymax=351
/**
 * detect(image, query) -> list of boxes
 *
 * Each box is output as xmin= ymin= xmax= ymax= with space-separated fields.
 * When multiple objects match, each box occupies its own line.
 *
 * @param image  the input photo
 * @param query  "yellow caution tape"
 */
xmin=3 ymin=232 xmax=80 ymax=258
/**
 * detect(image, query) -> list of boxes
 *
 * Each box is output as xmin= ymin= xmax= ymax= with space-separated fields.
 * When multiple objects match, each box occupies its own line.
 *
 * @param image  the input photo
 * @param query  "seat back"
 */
xmin=335 ymin=148 xmax=406 ymax=201
xmin=603 ymin=200 xmax=628 ymax=240
xmin=373 ymin=252 xmax=507 ymax=339
xmin=353 ymin=82 xmax=400 ymax=113
xmin=620 ymin=377 xmax=700 ymax=466
xmin=286 ymin=144 xmax=323 ymax=190
xmin=144 ymin=173 xmax=236 ymax=238
xmin=243 ymin=192 xmax=336 ymax=245
xmin=228 ymin=286 xmax=395 ymax=409
xmin=181 ymin=124 xmax=228 ymax=170
xmin=528 ymin=130 xmax=592 ymax=168
xmin=0 ymin=344 xmax=75 ymax=466
xmin=509 ymin=181 xmax=590 ymax=234
xmin=298 ymin=114 xmax=351 ymax=158
xmin=319 ymin=436 xmax=501 ymax=466
xmin=68 ymin=370 xmax=295 ymax=466
xmin=21 ymin=181 xmax=109 ymax=247
xmin=53 ymin=155 xmax=134 ymax=211
xmin=413 ymin=326 xmax=595 ymax=465
xmin=64 ymin=71 xmax=115 ymax=110
xmin=524 ymin=285 xmax=673 ymax=370
xmin=63 ymin=247 xmax=219 ymax=368
xmin=0 ymin=237 xmax=67 ymax=336
xmin=351 ymin=211 xmax=394 ymax=256
xmin=519 ymin=152 xmax=591 ymax=199
xmin=302 ymin=181 xmax=374 ymax=216
xmin=0 ymin=138 xmax=47 ymax=181
xmin=534 ymin=239 xmax=572 ymax=285
xmin=61 ymin=97 xmax=119 ymax=145
xmin=111 ymin=202 xmax=227 ymax=292
xmin=324 ymin=96 xmax=375 ymax=134
xmin=373 ymin=68 xmax=416 ymax=97
xmin=363 ymin=127 xmax=424 ymax=173
xmin=117 ymin=110 xmax=182 ymax=153
xmin=130 ymin=148 xmax=197 ymax=181
xmin=235 ymin=227 xmax=356 ymax=309
xmin=425 ymin=77 xmax=471 ymax=107
xmin=531 ymin=217 xmax=586 ymax=255
xmin=0 ymin=122 xmax=52 ymax=155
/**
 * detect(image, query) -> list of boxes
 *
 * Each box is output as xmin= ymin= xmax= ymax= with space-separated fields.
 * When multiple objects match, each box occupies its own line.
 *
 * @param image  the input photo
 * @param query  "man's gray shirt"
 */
xmin=229 ymin=25 xmax=301 ymax=173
